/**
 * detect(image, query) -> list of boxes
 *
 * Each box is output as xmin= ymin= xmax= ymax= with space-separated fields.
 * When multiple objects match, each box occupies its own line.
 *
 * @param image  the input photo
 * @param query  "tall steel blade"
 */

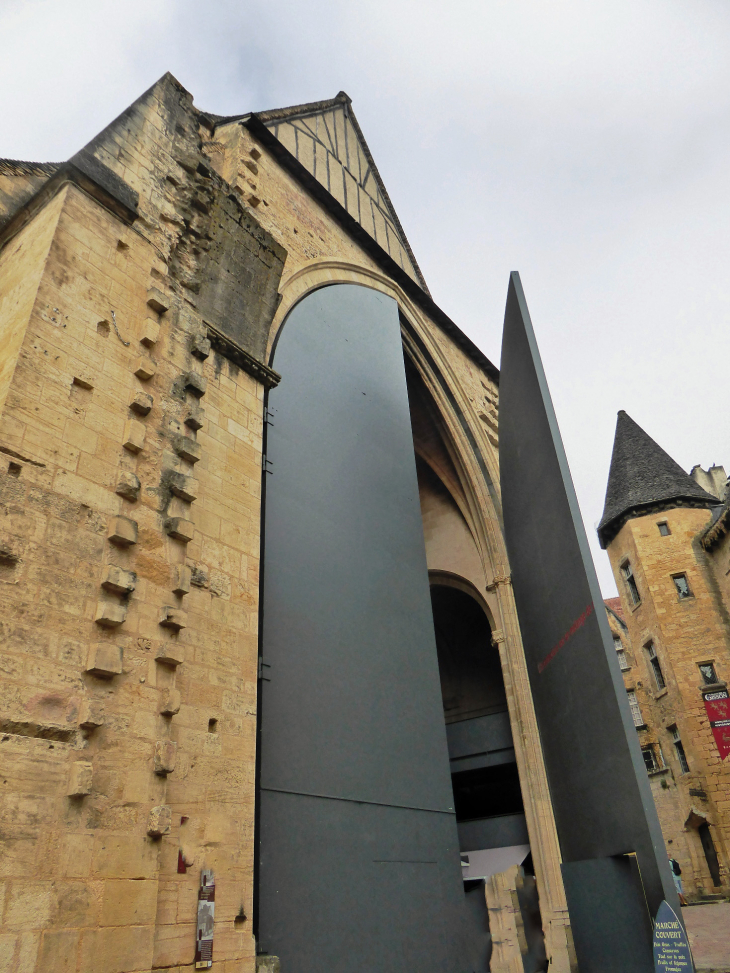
xmin=499 ymin=272 xmax=681 ymax=971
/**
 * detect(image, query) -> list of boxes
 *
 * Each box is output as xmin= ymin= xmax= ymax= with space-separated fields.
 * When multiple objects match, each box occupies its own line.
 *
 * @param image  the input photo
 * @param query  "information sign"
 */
xmin=195 ymin=869 xmax=215 ymax=969
xmin=653 ymin=901 xmax=693 ymax=972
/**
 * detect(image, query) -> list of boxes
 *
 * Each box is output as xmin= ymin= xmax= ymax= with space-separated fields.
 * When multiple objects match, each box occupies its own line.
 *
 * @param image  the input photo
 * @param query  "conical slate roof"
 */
xmin=597 ymin=411 xmax=717 ymax=548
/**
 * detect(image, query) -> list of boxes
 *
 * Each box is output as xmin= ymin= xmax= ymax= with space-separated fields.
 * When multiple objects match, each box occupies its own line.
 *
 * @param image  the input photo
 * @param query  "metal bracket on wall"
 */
xmin=262 ymin=456 xmax=274 ymax=474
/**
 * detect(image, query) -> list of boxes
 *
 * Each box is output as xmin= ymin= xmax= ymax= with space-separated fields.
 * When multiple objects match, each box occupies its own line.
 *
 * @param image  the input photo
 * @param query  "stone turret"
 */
xmin=597 ymin=410 xmax=718 ymax=549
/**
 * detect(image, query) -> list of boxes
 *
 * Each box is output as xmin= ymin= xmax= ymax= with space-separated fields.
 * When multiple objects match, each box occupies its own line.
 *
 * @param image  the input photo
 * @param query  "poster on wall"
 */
xmin=195 ymin=869 xmax=215 ymax=969
xmin=704 ymin=690 xmax=730 ymax=761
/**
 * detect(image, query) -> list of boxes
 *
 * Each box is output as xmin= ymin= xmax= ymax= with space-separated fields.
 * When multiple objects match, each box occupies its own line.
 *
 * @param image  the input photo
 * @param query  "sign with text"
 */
xmin=653 ymin=901 xmax=693 ymax=972
xmin=704 ymin=690 xmax=730 ymax=761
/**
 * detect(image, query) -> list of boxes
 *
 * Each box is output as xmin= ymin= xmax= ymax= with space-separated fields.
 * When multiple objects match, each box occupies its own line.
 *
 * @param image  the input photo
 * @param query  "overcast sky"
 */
xmin=3 ymin=0 xmax=729 ymax=595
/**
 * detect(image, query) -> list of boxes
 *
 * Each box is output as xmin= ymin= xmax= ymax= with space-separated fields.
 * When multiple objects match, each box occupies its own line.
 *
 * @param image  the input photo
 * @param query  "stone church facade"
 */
xmin=599 ymin=412 xmax=730 ymax=904
xmin=0 ymin=74 xmax=587 ymax=973
xmin=6 ymin=69 xmax=728 ymax=973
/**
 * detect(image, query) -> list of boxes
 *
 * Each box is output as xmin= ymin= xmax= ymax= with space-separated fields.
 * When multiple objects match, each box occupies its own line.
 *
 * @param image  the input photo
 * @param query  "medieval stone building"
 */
xmin=599 ymin=411 xmax=730 ymax=903
xmin=0 ymin=72 xmax=584 ymax=973
xmin=2 ymin=70 xmax=708 ymax=973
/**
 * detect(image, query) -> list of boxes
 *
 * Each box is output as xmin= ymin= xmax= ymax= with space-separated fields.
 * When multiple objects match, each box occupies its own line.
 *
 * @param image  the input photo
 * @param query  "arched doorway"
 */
xmin=431 ymin=584 xmax=527 ymax=853
xmin=431 ymin=582 xmax=548 ymax=973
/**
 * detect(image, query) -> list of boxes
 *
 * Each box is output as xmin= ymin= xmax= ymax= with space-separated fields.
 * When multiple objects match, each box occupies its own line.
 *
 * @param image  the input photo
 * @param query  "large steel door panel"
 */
xmin=258 ymin=284 xmax=473 ymax=971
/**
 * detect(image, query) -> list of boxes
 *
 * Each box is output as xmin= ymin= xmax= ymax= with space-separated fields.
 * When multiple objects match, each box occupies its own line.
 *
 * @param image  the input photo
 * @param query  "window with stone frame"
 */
xmin=657 ymin=521 xmax=671 ymax=536
xmin=670 ymin=726 xmax=690 ymax=774
xmin=699 ymin=662 xmax=719 ymax=685
xmin=672 ymin=573 xmax=692 ymax=599
xmin=645 ymin=641 xmax=666 ymax=691
xmin=641 ymin=745 xmax=662 ymax=773
xmin=627 ymin=689 xmax=644 ymax=727
xmin=614 ymin=635 xmax=630 ymax=671
xmin=621 ymin=560 xmax=641 ymax=605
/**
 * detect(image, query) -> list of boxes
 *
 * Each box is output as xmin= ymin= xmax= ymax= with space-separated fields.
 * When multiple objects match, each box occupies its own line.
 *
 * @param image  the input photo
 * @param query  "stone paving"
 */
xmin=683 ymin=903 xmax=730 ymax=972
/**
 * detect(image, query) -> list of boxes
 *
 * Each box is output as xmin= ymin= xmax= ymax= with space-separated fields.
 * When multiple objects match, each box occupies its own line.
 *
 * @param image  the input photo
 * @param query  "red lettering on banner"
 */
xmin=538 ymin=603 xmax=594 ymax=674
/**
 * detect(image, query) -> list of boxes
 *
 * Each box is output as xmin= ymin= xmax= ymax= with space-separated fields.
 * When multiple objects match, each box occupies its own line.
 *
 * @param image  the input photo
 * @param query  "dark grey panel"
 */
xmin=457 ymin=813 xmax=529 ymax=851
xmin=261 ymin=284 xmax=453 ymax=810
xmin=450 ymin=750 xmax=516 ymax=774
xmin=258 ymin=791 xmax=470 ymax=971
xmin=499 ymin=272 xmax=680 ymax=925
xmin=447 ymin=713 xmax=514 ymax=761
xmin=259 ymin=283 xmax=473 ymax=970
xmin=561 ymin=857 xmax=654 ymax=973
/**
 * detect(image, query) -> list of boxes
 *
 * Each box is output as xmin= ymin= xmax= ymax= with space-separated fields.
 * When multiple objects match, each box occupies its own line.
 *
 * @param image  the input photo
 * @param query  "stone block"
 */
xmin=79 ymin=925 xmax=154 ymax=973
xmin=115 ymin=471 xmax=141 ymax=501
xmin=72 ymin=371 xmax=94 ymax=391
xmin=155 ymin=643 xmax=185 ymax=668
xmin=183 ymin=371 xmax=207 ymax=397
xmin=191 ymin=334 xmax=211 ymax=360
xmin=108 ymin=516 xmax=138 ymax=546
xmin=133 ymin=356 xmax=156 ymax=381
xmin=122 ymin=418 xmax=146 ymax=454
xmin=146 ymin=287 xmax=170 ymax=314
xmin=86 ymin=643 xmax=123 ymax=678
xmin=68 ymin=761 xmax=93 ymax=797
xmin=95 ymin=601 xmax=127 ymax=628
xmin=184 ymin=408 xmax=205 ymax=431
xmin=139 ymin=317 xmax=160 ymax=347
xmin=154 ymin=740 xmax=177 ymax=776
xmin=250 ymin=145 xmax=262 ymax=160
xmin=78 ymin=699 xmax=105 ymax=729
xmin=101 ymin=564 xmax=136 ymax=594
xmin=92 ymin=834 xmax=158 ymax=880
xmin=129 ymin=390 xmax=153 ymax=416
xmin=173 ymin=435 xmax=201 ymax=464
xmin=160 ymin=688 xmax=181 ymax=716
xmin=159 ymin=606 xmax=187 ymax=631
xmin=100 ymin=879 xmax=158 ymax=926
xmin=165 ymin=517 xmax=194 ymax=543
xmin=0 ymin=935 xmax=18 ymax=973
xmin=5 ymin=884 xmax=54 ymax=928
xmin=169 ymin=472 xmax=199 ymax=503
xmin=147 ymin=805 xmax=172 ymax=837
xmin=37 ymin=929 xmax=79 ymax=973
xmin=172 ymin=564 xmax=191 ymax=595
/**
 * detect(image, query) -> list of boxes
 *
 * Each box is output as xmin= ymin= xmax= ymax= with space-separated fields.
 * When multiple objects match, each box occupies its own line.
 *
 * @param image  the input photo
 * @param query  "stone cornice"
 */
xmin=206 ymin=324 xmax=281 ymax=389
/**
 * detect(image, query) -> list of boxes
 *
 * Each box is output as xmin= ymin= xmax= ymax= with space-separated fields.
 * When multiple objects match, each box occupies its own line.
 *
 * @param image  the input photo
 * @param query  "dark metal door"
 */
xmin=699 ymin=824 xmax=721 ymax=887
xmin=257 ymin=284 xmax=473 ymax=972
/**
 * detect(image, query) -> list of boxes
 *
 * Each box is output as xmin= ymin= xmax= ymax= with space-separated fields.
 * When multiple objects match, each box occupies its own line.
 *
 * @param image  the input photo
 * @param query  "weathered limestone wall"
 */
xmin=0 ymin=189 xmax=65 ymax=419
xmin=607 ymin=507 xmax=730 ymax=896
xmin=0 ymin=73 xmax=285 ymax=973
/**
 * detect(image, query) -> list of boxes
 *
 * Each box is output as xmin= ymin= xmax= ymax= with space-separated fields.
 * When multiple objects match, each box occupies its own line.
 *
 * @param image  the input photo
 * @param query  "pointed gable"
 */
xmin=597 ymin=410 xmax=717 ymax=547
xmin=257 ymin=92 xmax=429 ymax=293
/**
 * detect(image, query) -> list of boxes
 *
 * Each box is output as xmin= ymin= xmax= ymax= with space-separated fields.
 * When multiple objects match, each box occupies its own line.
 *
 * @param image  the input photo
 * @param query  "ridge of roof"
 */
xmin=237 ymin=91 xmax=430 ymax=295
xmin=0 ymin=159 xmax=60 ymax=176
xmin=243 ymin=112 xmax=499 ymax=384
xmin=597 ymin=410 xmax=717 ymax=548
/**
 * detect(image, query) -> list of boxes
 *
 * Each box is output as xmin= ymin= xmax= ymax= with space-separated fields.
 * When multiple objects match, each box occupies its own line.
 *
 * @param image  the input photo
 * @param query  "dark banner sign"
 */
xmin=704 ymin=690 xmax=730 ymax=761
xmin=653 ymin=900 xmax=694 ymax=972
